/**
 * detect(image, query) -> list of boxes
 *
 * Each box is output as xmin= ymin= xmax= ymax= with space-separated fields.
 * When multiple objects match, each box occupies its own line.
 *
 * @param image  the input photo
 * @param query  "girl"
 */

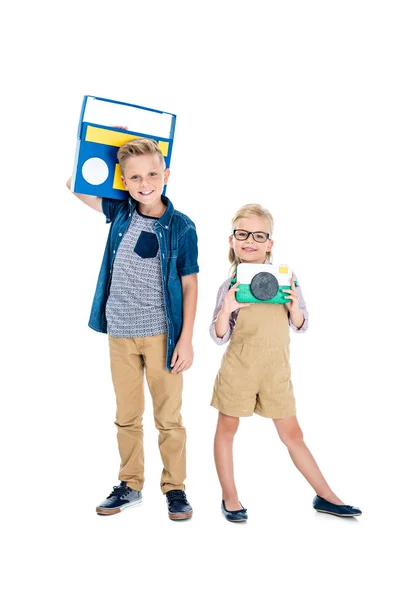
xmin=210 ymin=204 xmax=361 ymax=522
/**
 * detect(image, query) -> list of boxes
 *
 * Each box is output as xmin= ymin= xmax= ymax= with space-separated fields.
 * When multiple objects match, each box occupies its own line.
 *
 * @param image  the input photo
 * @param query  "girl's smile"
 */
xmin=230 ymin=216 xmax=274 ymax=264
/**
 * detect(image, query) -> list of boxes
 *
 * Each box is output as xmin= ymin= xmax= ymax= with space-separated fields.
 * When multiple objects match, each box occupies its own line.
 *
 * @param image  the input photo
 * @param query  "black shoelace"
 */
xmin=107 ymin=484 xmax=130 ymax=499
xmin=167 ymin=490 xmax=187 ymax=501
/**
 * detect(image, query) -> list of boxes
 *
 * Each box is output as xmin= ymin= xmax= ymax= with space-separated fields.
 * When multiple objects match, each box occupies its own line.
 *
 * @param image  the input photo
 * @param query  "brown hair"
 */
xmin=117 ymin=137 xmax=165 ymax=173
xmin=229 ymin=204 xmax=274 ymax=277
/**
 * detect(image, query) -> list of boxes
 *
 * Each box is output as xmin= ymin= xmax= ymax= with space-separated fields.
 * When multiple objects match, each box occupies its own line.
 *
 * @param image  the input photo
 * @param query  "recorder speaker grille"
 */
xmin=250 ymin=272 xmax=279 ymax=300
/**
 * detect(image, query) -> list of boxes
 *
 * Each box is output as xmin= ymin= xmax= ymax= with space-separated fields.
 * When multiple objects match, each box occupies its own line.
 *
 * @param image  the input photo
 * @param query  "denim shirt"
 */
xmin=88 ymin=195 xmax=199 ymax=370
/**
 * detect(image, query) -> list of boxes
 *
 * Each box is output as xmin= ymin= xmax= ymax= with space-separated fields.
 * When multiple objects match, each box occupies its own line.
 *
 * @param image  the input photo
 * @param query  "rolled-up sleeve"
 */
xmin=177 ymin=225 xmax=199 ymax=277
xmin=209 ymin=279 xmax=239 ymax=345
xmin=102 ymin=198 xmax=122 ymax=224
xmin=288 ymin=275 xmax=309 ymax=333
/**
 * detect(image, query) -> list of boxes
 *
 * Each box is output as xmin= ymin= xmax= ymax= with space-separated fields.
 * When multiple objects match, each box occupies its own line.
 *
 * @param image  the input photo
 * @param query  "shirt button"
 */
xmin=165 ymin=226 xmax=168 ymax=229
xmin=119 ymin=233 xmax=122 ymax=237
xmin=113 ymin=250 xmax=116 ymax=254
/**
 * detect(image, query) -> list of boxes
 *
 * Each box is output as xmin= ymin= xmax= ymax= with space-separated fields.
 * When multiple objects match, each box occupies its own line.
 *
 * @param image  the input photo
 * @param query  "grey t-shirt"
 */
xmin=105 ymin=210 xmax=168 ymax=338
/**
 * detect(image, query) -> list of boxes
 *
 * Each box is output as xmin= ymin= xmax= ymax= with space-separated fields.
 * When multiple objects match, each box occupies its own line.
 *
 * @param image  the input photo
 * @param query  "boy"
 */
xmin=66 ymin=137 xmax=198 ymax=520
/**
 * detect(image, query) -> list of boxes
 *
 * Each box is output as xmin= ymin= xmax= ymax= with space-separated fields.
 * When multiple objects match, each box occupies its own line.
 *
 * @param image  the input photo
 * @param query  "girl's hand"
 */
xmin=221 ymin=281 xmax=250 ymax=315
xmin=285 ymin=275 xmax=301 ymax=315
xmin=285 ymin=275 xmax=305 ymax=329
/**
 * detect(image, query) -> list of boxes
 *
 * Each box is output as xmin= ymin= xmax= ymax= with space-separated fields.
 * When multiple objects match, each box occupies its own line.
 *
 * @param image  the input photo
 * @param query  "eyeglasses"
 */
xmin=233 ymin=229 xmax=270 ymax=243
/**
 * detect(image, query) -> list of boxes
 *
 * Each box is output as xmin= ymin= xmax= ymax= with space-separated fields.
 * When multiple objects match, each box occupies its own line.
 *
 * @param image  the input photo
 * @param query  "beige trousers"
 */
xmin=108 ymin=333 xmax=186 ymax=494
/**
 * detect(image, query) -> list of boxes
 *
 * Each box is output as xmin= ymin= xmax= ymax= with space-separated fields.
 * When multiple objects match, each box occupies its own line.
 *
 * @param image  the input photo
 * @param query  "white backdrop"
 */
xmin=2 ymin=1 xmax=399 ymax=598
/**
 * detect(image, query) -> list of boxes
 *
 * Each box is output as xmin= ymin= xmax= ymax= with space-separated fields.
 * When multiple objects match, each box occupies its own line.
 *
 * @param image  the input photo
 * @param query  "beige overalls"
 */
xmin=211 ymin=302 xmax=296 ymax=419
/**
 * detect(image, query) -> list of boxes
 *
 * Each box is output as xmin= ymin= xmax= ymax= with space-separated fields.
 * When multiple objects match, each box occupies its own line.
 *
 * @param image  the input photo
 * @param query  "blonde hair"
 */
xmin=117 ymin=137 xmax=165 ymax=173
xmin=229 ymin=204 xmax=274 ymax=278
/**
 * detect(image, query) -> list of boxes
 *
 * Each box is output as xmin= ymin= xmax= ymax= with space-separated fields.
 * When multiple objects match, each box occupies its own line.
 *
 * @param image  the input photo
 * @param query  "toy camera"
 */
xmin=233 ymin=263 xmax=297 ymax=304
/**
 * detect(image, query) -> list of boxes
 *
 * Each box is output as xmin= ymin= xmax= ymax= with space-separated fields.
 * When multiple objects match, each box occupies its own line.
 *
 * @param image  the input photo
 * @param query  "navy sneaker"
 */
xmin=96 ymin=482 xmax=142 ymax=516
xmin=313 ymin=495 xmax=362 ymax=517
xmin=165 ymin=490 xmax=193 ymax=520
xmin=221 ymin=500 xmax=248 ymax=523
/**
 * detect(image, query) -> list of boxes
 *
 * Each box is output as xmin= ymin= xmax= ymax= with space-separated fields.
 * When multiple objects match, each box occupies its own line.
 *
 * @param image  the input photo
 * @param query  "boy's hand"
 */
xmin=221 ymin=281 xmax=250 ymax=315
xmin=170 ymin=337 xmax=194 ymax=373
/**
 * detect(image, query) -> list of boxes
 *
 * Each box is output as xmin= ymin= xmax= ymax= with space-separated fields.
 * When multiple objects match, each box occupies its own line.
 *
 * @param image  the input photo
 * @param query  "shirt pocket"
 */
xmin=134 ymin=231 xmax=159 ymax=259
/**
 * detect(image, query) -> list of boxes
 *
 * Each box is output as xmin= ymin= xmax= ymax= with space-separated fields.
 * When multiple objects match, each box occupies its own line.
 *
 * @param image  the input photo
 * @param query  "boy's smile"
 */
xmin=230 ymin=216 xmax=273 ymax=264
xmin=121 ymin=154 xmax=170 ymax=214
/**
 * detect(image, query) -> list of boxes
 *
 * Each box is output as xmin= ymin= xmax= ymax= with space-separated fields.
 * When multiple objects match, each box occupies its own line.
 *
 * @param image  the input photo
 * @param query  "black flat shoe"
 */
xmin=313 ymin=495 xmax=362 ymax=517
xmin=221 ymin=500 xmax=248 ymax=523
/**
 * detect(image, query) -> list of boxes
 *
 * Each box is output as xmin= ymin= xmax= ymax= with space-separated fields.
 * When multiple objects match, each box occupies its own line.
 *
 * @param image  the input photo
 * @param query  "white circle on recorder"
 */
xmin=82 ymin=157 xmax=109 ymax=185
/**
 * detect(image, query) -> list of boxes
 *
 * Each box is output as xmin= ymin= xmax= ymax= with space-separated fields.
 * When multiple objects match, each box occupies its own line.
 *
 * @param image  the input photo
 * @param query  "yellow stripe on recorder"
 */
xmin=113 ymin=164 xmax=125 ymax=190
xmin=85 ymin=126 xmax=169 ymax=156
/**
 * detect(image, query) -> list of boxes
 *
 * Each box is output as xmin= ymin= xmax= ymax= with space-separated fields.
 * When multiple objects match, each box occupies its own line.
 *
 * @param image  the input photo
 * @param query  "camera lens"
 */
xmin=250 ymin=272 xmax=279 ymax=300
